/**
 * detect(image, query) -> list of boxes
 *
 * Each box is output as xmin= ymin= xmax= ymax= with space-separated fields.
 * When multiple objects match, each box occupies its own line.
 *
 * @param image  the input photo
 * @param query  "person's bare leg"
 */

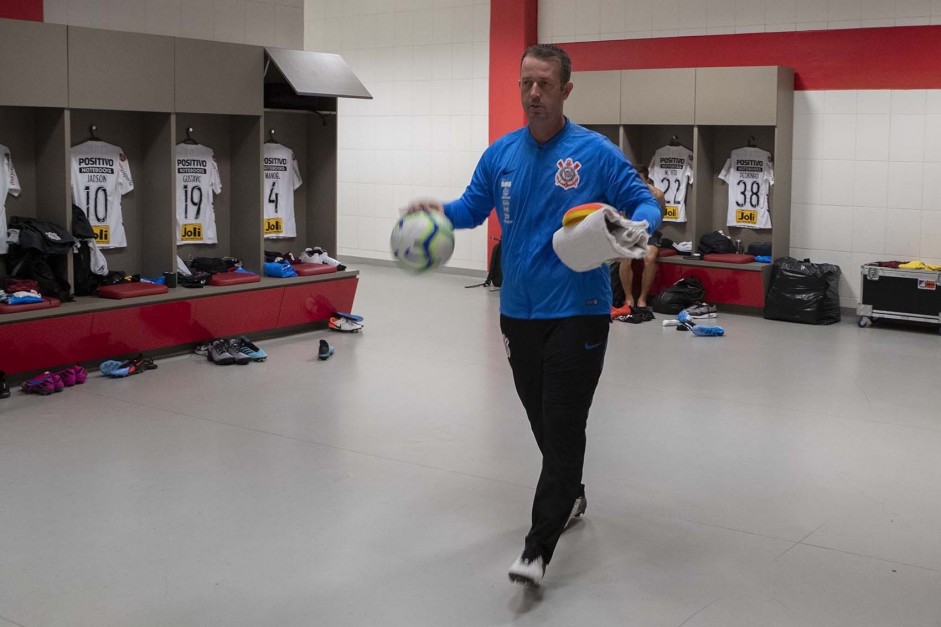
xmin=618 ymin=259 xmax=634 ymax=307
xmin=637 ymin=246 xmax=658 ymax=308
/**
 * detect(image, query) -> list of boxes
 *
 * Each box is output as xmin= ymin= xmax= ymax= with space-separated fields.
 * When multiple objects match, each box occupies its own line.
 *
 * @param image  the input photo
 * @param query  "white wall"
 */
xmin=305 ymin=0 xmax=491 ymax=270
xmin=539 ymin=0 xmax=941 ymax=308
xmin=43 ymin=0 xmax=303 ymax=47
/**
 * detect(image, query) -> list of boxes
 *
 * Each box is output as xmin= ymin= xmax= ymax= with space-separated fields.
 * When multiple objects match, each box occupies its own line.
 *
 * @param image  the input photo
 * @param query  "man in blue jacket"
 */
xmin=408 ymin=44 xmax=661 ymax=585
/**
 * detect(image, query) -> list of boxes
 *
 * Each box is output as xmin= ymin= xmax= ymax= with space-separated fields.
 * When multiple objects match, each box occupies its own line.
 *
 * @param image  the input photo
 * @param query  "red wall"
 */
xmin=486 ymin=0 xmax=538 ymax=255
xmin=560 ymin=26 xmax=941 ymax=91
xmin=0 ymin=0 xmax=42 ymax=21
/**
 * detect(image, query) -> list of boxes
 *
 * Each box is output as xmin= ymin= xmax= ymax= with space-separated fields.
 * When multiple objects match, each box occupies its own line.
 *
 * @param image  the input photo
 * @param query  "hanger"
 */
xmin=88 ymin=124 xmax=100 ymax=141
xmin=747 ymin=135 xmax=757 ymax=148
xmin=182 ymin=127 xmax=198 ymax=145
xmin=265 ymin=129 xmax=278 ymax=144
xmin=668 ymin=135 xmax=680 ymax=146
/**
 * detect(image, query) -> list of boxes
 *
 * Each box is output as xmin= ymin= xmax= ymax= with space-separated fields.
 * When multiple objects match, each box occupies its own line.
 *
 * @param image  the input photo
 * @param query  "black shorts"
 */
xmin=648 ymin=230 xmax=662 ymax=249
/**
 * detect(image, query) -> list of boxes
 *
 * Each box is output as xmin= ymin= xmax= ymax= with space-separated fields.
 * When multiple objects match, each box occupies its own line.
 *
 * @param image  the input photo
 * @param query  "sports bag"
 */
xmin=191 ymin=257 xmax=229 ymax=274
xmin=746 ymin=241 xmax=772 ymax=257
xmin=697 ymin=230 xmax=735 ymax=255
xmin=465 ymin=240 xmax=502 ymax=289
xmin=650 ymin=276 xmax=705 ymax=314
xmin=486 ymin=241 xmax=502 ymax=288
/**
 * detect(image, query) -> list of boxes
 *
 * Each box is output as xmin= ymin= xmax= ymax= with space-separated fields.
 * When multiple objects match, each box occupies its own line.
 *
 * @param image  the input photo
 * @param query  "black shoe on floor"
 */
xmin=0 ymin=371 xmax=10 ymax=399
xmin=318 ymin=339 xmax=335 ymax=361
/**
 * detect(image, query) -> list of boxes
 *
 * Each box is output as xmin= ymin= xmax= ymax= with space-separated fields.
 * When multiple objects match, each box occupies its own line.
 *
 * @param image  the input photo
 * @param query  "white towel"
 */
xmin=552 ymin=205 xmax=649 ymax=272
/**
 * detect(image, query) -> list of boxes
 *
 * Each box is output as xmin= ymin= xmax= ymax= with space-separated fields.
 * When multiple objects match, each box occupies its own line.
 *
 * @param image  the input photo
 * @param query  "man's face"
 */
xmin=519 ymin=56 xmax=572 ymax=124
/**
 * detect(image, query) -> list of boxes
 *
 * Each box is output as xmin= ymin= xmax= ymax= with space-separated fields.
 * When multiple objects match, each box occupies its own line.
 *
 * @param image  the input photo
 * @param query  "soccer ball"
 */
xmin=390 ymin=210 xmax=455 ymax=273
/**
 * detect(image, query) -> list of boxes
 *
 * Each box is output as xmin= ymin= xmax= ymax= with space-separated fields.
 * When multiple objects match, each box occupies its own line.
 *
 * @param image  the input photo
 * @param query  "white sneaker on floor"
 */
xmin=329 ymin=316 xmax=363 ymax=333
xmin=683 ymin=303 xmax=718 ymax=319
xmin=508 ymin=552 xmax=545 ymax=586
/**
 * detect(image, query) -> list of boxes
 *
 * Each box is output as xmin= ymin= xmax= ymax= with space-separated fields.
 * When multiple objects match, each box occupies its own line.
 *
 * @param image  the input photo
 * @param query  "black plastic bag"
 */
xmin=763 ymin=257 xmax=842 ymax=325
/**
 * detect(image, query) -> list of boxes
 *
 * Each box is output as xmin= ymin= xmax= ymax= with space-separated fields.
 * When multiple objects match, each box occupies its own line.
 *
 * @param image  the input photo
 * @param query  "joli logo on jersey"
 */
xmin=265 ymin=217 xmax=284 ymax=235
xmin=555 ymin=158 xmax=581 ymax=190
xmin=180 ymin=223 xmax=203 ymax=241
xmin=92 ymin=225 xmax=110 ymax=246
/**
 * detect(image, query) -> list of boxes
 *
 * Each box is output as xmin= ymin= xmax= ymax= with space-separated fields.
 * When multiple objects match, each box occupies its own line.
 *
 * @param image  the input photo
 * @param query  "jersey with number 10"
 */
xmin=1 ymin=144 xmax=22 ymax=255
xmin=263 ymin=143 xmax=302 ymax=239
xmin=175 ymin=144 xmax=222 ymax=244
xmin=648 ymin=145 xmax=694 ymax=223
xmin=719 ymin=147 xmax=773 ymax=229
xmin=70 ymin=140 xmax=134 ymax=249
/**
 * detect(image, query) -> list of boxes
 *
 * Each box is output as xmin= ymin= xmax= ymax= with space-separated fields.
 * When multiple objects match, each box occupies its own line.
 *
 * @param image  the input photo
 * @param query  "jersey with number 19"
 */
xmin=263 ymin=143 xmax=302 ymax=239
xmin=719 ymin=146 xmax=773 ymax=229
xmin=648 ymin=144 xmax=694 ymax=223
xmin=1 ymin=144 xmax=22 ymax=255
xmin=70 ymin=140 xmax=134 ymax=249
xmin=175 ymin=143 xmax=222 ymax=244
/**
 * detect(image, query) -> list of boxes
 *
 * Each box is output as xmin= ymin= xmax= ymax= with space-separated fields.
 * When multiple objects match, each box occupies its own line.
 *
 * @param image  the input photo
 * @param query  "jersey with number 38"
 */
xmin=719 ymin=146 xmax=773 ymax=229
xmin=175 ymin=143 xmax=222 ymax=245
xmin=70 ymin=140 xmax=134 ymax=249
xmin=649 ymin=145 xmax=694 ymax=223
xmin=263 ymin=143 xmax=302 ymax=239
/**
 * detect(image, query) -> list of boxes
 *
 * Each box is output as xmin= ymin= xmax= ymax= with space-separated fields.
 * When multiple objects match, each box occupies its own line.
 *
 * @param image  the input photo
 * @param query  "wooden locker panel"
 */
xmin=176 ymin=39 xmax=264 ymax=116
xmin=621 ymin=69 xmax=695 ymax=125
xmin=0 ymin=19 xmax=68 ymax=108
xmin=566 ymin=71 xmax=621 ymax=125
xmin=695 ymin=66 xmax=780 ymax=126
xmin=68 ymin=27 xmax=174 ymax=112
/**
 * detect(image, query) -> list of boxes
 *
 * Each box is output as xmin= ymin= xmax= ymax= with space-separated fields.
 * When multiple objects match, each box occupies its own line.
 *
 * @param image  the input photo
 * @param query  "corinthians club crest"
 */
xmin=555 ymin=158 xmax=581 ymax=190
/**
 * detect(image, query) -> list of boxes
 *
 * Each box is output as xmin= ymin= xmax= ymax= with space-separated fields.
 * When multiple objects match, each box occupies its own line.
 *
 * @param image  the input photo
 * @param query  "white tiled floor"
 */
xmin=2 ymin=262 xmax=941 ymax=626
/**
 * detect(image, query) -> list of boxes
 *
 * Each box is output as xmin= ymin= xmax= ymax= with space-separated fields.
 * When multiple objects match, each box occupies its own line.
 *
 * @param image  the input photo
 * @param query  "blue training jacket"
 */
xmin=444 ymin=118 xmax=662 ymax=320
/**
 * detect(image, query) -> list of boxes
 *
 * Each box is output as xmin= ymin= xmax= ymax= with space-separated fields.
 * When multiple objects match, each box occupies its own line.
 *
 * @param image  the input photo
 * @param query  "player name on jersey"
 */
xmin=719 ymin=147 xmax=774 ymax=229
xmin=263 ymin=143 xmax=302 ymax=239
xmin=175 ymin=144 xmax=222 ymax=245
xmin=70 ymin=140 xmax=134 ymax=249
xmin=649 ymin=145 xmax=694 ymax=223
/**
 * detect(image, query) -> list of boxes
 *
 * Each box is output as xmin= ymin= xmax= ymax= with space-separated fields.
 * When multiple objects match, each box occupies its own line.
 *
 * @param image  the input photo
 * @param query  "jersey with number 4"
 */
xmin=1 ymin=144 xmax=22 ymax=255
xmin=263 ymin=143 xmax=302 ymax=239
xmin=71 ymin=140 xmax=134 ymax=249
xmin=719 ymin=147 xmax=773 ymax=229
xmin=175 ymin=144 xmax=222 ymax=245
xmin=649 ymin=145 xmax=694 ymax=223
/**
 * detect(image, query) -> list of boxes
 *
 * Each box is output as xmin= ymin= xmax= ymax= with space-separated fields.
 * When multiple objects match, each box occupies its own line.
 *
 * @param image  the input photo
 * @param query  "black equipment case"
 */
xmin=857 ymin=263 xmax=941 ymax=331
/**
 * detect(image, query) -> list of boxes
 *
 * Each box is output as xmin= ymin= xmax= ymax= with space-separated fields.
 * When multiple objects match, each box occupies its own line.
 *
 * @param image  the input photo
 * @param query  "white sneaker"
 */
xmin=299 ymin=248 xmax=322 ymax=264
xmin=508 ymin=552 xmax=545 ymax=586
xmin=564 ymin=493 xmax=587 ymax=530
xmin=319 ymin=251 xmax=341 ymax=267
xmin=329 ymin=316 xmax=363 ymax=333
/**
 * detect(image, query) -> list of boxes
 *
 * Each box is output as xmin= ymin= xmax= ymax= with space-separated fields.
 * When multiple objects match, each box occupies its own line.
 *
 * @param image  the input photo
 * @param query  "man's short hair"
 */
xmin=521 ymin=44 xmax=572 ymax=85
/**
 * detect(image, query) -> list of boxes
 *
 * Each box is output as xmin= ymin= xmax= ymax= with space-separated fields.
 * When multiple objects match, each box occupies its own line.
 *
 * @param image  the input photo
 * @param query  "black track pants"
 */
xmin=500 ymin=314 xmax=609 ymax=563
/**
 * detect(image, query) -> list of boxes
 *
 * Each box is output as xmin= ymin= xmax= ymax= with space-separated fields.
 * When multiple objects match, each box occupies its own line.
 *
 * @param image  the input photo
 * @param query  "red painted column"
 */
xmin=486 ymin=0 xmax=538 ymax=258
xmin=0 ymin=0 xmax=43 ymax=21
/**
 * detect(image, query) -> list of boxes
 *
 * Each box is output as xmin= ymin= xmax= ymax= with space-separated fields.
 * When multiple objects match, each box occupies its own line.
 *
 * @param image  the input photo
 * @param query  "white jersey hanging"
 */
xmin=1 ymin=143 xmax=21 ymax=255
xmin=70 ymin=140 xmax=134 ymax=248
xmin=648 ymin=144 xmax=694 ymax=223
xmin=263 ymin=143 xmax=302 ymax=239
xmin=175 ymin=143 xmax=222 ymax=244
xmin=719 ymin=146 xmax=774 ymax=229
